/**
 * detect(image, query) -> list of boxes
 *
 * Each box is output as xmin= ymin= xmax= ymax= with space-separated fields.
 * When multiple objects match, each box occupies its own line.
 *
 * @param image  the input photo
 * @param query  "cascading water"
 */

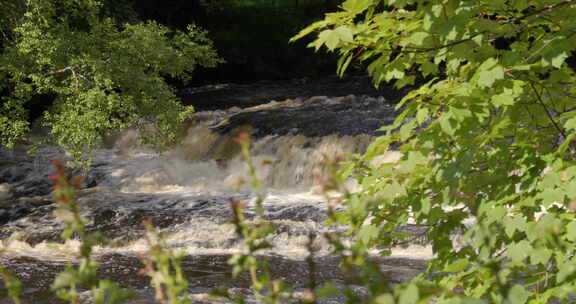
xmin=0 ymin=94 xmax=429 ymax=303
xmin=106 ymin=125 xmax=373 ymax=193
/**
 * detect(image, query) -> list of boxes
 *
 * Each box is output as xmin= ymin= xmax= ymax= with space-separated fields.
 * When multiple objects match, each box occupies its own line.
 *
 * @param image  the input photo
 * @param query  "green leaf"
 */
xmin=477 ymin=57 xmax=498 ymax=71
xmin=542 ymin=171 xmax=561 ymax=188
xmin=52 ymin=271 xmax=76 ymax=290
xmin=507 ymin=285 xmax=528 ymax=304
xmin=491 ymin=91 xmax=515 ymax=107
xmin=538 ymin=188 xmax=565 ymax=207
xmin=335 ymin=26 xmax=354 ymax=43
xmin=399 ymin=284 xmax=419 ymax=304
xmin=316 ymin=282 xmax=339 ymax=298
xmin=385 ymin=68 xmax=405 ymax=81
xmin=379 ymin=180 xmax=406 ymax=199
xmin=566 ymin=221 xmax=576 ymax=241
xmin=507 ymin=240 xmax=531 ymax=263
xmin=405 ymin=32 xmax=429 ymax=46
xmin=315 ymin=26 xmax=355 ymax=51
xmin=459 ymin=299 xmax=485 ymax=304
xmin=504 ymin=216 xmax=526 ymax=238
xmin=478 ymin=67 xmax=504 ymax=88
xmin=416 ymin=107 xmax=429 ymax=124
xmin=342 ymin=0 xmax=372 ymax=14
xmin=420 ymin=61 xmax=437 ymax=76
xmin=317 ymin=29 xmax=344 ymax=51
xmin=290 ymin=20 xmax=328 ymax=42
xmin=402 ymin=150 xmax=426 ymax=172
xmin=374 ymin=294 xmax=395 ymax=303
xmin=551 ymin=51 xmax=569 ymax=68
xmin=450 ymin=107 xmax=472 ymax=121
xmin=541 ymin=39 xmax=571 ymax=67
xmin=476 ymin=58 xmax=504 ymax=88
xmin=443 ymin=258 xmax=469 ymax=272
xmin=564 ymin=117 xmax=576 ymax=130
xmin=399 ymin=120 xmax=416 ymax=141
xmin=337 ymin=53 xmax=354 ymax=76
xmin=557 ymin=262 xmax=576 ymax=282
xmin=358 ymin=225 xmax=379 ymax=244
xmin=530 ymin=248 xmax=552 ymax=265
xmin=438 ymin=113 xmax=455 ymax=136
xmin=484 ymin=206 xmax=507 ymax=224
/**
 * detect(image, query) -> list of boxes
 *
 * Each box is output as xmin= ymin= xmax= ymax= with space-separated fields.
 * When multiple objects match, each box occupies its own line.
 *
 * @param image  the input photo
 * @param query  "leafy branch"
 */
xmin=43 ymin=64 xmax=83 ymax=77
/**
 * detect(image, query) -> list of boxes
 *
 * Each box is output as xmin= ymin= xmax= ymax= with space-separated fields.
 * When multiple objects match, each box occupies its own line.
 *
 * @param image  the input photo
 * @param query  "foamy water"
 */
xmin=0 ymin=99 xmax=432 ymax=292
xmin=101 ymin=128 xmax=374 ymax=193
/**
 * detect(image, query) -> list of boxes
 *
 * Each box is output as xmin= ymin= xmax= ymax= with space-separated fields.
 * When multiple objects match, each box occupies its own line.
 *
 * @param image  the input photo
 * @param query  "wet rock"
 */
xmin=0 ymin=196 xmax=54 ymax=227
xmin=0 ymin=252 xmax=426 ymax=304
xmin=0 ymin=184 xmax=12 ymax=201
xmin=212 ymin=95 xmax=398 ymax=138
xmin=265 ymin=204 xmax=326 ymax=222
xmin=182 ymin=74 xmax=409 ymax=111
xmin=0 ymin=149 xmax=61 ymax=199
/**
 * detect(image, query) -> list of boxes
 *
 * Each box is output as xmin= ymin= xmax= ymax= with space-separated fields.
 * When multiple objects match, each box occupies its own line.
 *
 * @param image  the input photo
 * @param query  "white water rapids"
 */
xmin=0 ymin=96 xmax=431 ymax=303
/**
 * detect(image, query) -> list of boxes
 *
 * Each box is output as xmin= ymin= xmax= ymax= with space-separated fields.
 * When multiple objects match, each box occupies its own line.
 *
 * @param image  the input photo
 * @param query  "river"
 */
xmin=0 ymin=79 xmax=429 ymax=303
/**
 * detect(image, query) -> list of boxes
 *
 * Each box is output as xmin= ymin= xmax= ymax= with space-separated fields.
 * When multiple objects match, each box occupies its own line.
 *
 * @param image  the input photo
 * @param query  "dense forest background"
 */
xmin=132 ymin=0 xmax=343 ymax=84
xmin=1 ymin=0 xmax=343 ymax=85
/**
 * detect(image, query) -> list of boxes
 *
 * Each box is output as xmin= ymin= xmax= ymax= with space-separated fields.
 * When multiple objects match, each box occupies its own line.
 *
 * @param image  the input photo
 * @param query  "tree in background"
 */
xmin=0 ymin=0 xmax=222 ymax=162
xmin=129 ymin=0 xmax=344 ymax=82
xmin=0 ymin=1 xmax=25 ymax=47
xmin=295 ymin=0 xmax=576 ymax=302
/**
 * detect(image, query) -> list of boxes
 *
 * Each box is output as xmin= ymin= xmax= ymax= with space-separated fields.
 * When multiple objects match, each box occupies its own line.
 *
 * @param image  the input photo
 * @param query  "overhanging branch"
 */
xmin=43 ymin=64 xmax=82 ymax=77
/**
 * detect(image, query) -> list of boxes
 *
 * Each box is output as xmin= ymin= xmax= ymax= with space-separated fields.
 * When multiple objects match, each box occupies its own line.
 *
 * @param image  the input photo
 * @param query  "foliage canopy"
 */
xmin=0 ymin=0 xmax=221 ymax=161
xmin=294 ymin=0 xmax=576 ymax=302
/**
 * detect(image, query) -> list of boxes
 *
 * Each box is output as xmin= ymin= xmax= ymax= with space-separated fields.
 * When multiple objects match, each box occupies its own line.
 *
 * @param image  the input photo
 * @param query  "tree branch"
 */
xmin=522 ymin=0 xmax=576 ymax=25
xmin=402 ymin=32 xmax=485 ymax=54
xmin=44 ymin=64 xmax=82 ymax=77
xmin=529 ymin=81 xmax=575 ymax=153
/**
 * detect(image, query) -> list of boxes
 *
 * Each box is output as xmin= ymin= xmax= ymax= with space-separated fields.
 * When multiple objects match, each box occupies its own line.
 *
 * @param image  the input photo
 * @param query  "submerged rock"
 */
xmin=0 ymin=184 xmax=12 ymax=201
